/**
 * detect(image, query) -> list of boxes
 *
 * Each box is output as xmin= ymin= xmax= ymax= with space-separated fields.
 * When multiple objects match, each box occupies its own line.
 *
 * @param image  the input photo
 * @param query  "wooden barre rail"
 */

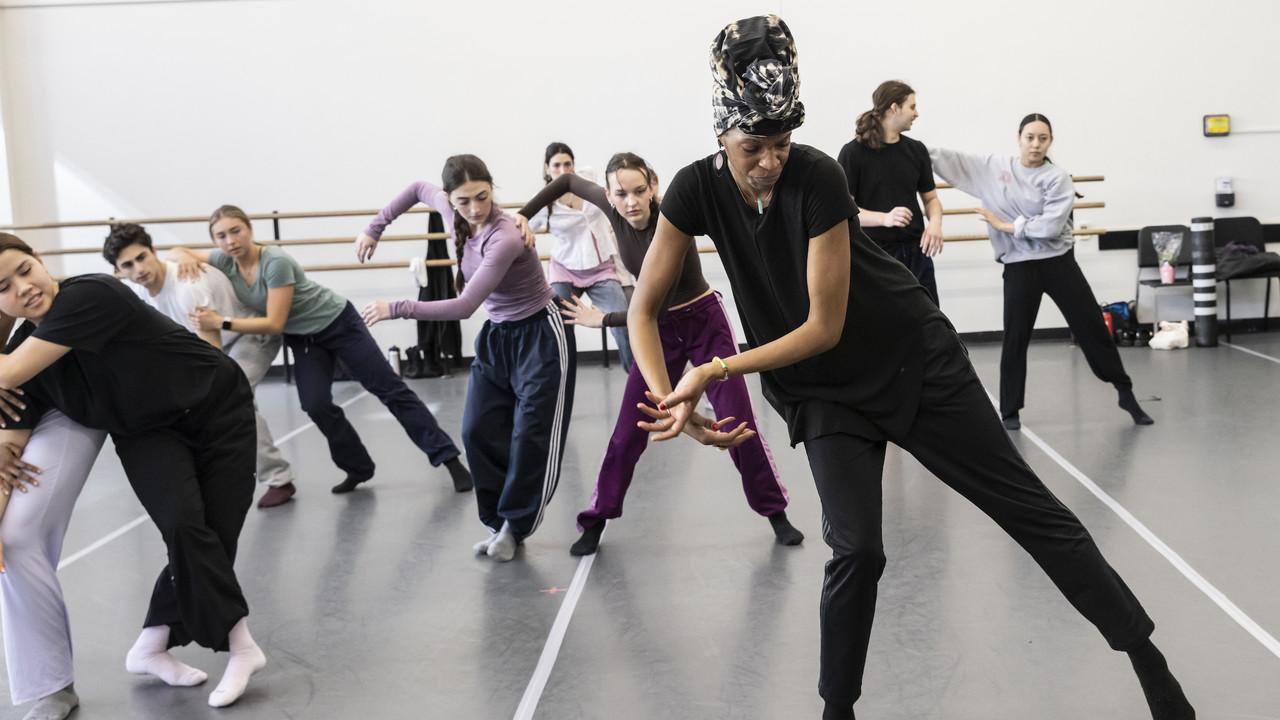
xmin=936 ymin=175 xmax=1103 ymax=191
xmin=0 ymin=176 xmax=1105 ymax=232
xmin=944 ymin=201 xmax=1103 ymax=216
xmin=298 ymin=228 xmax=1109 ymax=272
xmin=35 ymin=233 xmax=449 ymax=257
xmin=32 ymin=203 xmax=1105 ymax=258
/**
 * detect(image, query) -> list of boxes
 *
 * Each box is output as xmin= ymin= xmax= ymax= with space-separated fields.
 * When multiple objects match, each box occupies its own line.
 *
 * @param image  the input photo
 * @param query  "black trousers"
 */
xmin=803 ymin=320 xmax=1154 ymax=705
xmin=114 ymin=364 xmax=257 ymax=651
xmin=462 ymin=303 xmax=575 ymax=539
xmin=1000 ymin=249 xmax=1131 ymax=418
xmin=285 ymin=302 xmax=462 ymax=479
xmin=880 ymin=239 xmax=939 ymax=308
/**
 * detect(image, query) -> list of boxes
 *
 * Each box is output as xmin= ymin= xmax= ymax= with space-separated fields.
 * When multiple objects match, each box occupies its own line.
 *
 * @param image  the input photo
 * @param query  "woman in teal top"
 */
xmin=174 ymin=205 xmax=472 ymax=495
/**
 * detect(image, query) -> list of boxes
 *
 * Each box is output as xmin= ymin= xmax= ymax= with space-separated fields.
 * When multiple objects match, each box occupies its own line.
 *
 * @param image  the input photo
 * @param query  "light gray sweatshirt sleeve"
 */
xmin=928 ymin=147 xmax=996 ymax=197
xmin=930 ymin=150 xmax=1075 ymax=264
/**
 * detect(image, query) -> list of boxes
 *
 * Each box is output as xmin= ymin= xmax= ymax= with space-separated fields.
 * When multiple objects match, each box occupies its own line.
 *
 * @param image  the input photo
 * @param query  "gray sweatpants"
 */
xmin=225 ymin=332 xmax=293 ymax=487
xmin=0 ymin=410 xmax=107 ymax=705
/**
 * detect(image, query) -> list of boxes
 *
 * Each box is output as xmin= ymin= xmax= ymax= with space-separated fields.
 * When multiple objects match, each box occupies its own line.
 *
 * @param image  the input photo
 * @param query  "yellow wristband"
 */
xmin=711 ymin=356 xmax=730 ymax=382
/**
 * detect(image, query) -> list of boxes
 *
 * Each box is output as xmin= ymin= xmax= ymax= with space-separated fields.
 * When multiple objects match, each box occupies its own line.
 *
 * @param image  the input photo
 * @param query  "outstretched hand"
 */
xmin=558 ymin=294 xmax=604 ymax=328
xmin=355 ymin=232 xmax=379 ymax=263
xmin=361 ymin=300 xmax=392 ymax=327
xmin=633 ymin=364 xmax=715 ymax=440
xmin=636 ymin=391 xmax=756 ymax=449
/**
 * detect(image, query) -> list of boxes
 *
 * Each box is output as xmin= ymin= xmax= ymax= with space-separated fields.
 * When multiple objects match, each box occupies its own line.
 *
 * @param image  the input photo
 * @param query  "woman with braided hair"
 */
xmin=360 ymin=155 xmax=575 ymax=562
xmin=629 ymin=14 xmax=1194 ymax=720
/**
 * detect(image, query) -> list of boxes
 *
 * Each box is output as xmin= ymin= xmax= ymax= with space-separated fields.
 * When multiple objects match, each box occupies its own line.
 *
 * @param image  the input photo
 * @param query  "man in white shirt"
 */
xmin=104 ymin=223 xmax=297 ymax=508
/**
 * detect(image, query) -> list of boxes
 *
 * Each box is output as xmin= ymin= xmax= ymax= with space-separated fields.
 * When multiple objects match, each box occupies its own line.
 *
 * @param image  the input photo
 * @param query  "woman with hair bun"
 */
xmin=930 ymin=115 xmax=1154 ymax=430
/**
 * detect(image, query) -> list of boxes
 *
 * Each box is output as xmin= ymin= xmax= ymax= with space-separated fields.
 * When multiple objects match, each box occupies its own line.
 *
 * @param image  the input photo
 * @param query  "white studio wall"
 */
xmin=1 ymin=0 xmax=1277 ymax=354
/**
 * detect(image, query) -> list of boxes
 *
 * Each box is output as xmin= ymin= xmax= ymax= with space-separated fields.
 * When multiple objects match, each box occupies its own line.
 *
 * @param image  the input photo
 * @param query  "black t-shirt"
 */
xmin=661 ymin=144 xmax=945 ymax=445
xmin=6 ymin=274 xmax=234 ymax=436
xmin=837 ymin=135 xmax=935 ymax=248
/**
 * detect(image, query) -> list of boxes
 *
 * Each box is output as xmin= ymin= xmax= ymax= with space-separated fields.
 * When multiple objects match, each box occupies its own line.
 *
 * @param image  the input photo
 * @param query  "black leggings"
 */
xmin=803 ymin=320 xmax=1153 ymax=705
xmin=1000 ymin=249 xmax=1132 ymax=417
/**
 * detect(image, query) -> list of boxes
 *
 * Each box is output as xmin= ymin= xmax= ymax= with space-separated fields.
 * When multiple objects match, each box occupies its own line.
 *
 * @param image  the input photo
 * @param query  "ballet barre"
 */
xmin=0 ymin=175 xmax=1106 ymax=233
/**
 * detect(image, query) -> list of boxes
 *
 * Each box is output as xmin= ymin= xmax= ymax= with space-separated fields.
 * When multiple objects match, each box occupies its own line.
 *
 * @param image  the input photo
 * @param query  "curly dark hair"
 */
xmin=102 ymin=222 xmax=154 ymax=266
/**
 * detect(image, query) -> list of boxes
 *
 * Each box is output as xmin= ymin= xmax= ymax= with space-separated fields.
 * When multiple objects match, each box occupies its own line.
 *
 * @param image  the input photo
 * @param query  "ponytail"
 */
xmin=855 ymin=80 xmax=915 ymax=151
xmin=854 ymin=109 xmax=884 ymax=150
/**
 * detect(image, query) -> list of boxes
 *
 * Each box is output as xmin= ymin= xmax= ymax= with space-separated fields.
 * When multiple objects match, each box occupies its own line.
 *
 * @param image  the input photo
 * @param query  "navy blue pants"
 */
xmin=879 ymin=240 xmax=939 ymax=307
xmin=462 ymin=302 xmax=576 ymax=539
xmin=285 ymin=303 xmax=461 ymax=479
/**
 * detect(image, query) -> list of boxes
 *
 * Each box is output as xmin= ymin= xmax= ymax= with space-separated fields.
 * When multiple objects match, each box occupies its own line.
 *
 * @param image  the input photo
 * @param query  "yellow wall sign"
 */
xmin=1204 ymin=114 xmax=1231 ymax=137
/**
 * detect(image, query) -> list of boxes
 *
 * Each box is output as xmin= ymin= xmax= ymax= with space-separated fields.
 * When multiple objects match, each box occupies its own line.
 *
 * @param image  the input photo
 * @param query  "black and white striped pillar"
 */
xmin=1190 ymin=216 xmax=1218 ymax=347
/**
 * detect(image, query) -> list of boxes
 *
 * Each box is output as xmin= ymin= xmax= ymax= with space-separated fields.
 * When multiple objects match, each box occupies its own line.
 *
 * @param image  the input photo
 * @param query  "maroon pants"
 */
xmin=577 ymin=293 xmax=789 ymax=530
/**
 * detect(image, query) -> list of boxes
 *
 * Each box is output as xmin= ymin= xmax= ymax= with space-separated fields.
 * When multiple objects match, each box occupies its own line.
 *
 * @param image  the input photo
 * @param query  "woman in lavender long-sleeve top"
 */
xmin=930 ymin=113 xmax=1152 ymax=430
xmin=360 ymin=155 xmax=575 ymax=562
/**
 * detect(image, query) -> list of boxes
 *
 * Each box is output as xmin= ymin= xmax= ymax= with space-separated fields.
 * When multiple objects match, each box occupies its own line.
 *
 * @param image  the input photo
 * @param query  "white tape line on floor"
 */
xmin=513 ymin=552 xmax=597 ymax=720
xmin=1014 ymin=409 xmax=1280 ymax=659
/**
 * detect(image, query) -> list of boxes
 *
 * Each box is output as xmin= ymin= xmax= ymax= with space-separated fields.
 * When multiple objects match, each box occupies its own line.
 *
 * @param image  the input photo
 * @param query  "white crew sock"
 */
xmin=487 ymin=522 xmax=517 ymax=562
xmin=208 ymin=618 xmax=266 ymax=708
xmin=125 ymin=626 xmax=208 ymax=687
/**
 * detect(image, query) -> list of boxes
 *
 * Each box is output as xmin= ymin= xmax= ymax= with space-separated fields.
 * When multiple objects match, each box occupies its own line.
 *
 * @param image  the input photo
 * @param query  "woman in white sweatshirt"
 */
xmin=930 ymin=114 xmax=1152 ymax=430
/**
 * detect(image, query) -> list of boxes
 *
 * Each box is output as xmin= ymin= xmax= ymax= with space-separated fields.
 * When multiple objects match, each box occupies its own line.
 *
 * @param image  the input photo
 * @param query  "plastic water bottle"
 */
xmin=388 ymin=345 xmax=402 ymax=376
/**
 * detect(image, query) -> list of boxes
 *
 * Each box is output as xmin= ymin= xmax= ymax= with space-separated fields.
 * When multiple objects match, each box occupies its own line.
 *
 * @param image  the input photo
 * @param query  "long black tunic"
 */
xmin=660 ymin=144 xmax=945 ymax=445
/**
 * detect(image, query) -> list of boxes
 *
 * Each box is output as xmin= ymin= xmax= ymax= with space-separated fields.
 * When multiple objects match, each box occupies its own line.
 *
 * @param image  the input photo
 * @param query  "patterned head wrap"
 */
xmin=709 ymin=15 xmax=805 ymax=137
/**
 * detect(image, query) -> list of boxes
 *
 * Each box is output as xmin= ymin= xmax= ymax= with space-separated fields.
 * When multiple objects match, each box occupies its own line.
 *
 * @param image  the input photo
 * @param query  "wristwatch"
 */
xmin=221 ymin=318 xmax=233 ymax=331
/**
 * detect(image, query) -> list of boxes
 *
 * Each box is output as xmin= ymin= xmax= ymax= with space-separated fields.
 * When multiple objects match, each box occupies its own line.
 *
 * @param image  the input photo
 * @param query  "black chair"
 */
xmin=1136 ymin=224 xmax=1193 ymax=325
xmin=1215 ymin=216 xmax=1277 ymax=341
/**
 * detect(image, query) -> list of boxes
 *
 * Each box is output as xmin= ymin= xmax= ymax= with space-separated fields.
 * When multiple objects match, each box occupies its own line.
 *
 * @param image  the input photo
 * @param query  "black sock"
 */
xmin=1128 ymin=640 xmax=1195 ymax=719
xmin=1118 ymin=388 xmax=1155 ymax=425
xmin=445 ymin=458 xmax=473 ymax=492
xmin=768 ymin=511 xmax=805 ymax=546
xmin=331 ymin=474 xmax=371 ymax=494
xmin=822 ymin=701 xmax=855 ymax=720
xmin=570 ymin=521 xmax=606 ymax=556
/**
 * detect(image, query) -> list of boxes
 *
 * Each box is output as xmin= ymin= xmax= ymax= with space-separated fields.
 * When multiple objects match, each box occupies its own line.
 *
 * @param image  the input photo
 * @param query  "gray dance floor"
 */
xmin=2 ymin=333 xmax=1279 ymax=719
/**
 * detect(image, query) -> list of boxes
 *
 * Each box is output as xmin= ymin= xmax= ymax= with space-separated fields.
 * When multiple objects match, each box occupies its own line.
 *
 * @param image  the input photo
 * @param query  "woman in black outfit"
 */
xmin=627 ymin=15 xmax=1194 ymax=720
xmin=0 ymin=233 xmax=265 ymax=709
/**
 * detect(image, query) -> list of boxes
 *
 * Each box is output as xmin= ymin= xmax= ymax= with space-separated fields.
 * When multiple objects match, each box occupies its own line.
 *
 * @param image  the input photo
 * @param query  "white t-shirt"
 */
xmin=129 ymin=261 xmax=252 ymax=346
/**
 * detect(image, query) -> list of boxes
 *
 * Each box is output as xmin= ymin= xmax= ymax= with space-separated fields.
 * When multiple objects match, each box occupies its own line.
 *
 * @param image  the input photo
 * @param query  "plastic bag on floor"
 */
xmin=1148 ymin=321 xmax=1189 ymax=350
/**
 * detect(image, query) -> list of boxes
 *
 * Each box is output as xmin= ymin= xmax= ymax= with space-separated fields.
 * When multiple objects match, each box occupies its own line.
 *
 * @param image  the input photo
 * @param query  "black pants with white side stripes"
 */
xmin=463 ymin=302 xmax=576 ymax=540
